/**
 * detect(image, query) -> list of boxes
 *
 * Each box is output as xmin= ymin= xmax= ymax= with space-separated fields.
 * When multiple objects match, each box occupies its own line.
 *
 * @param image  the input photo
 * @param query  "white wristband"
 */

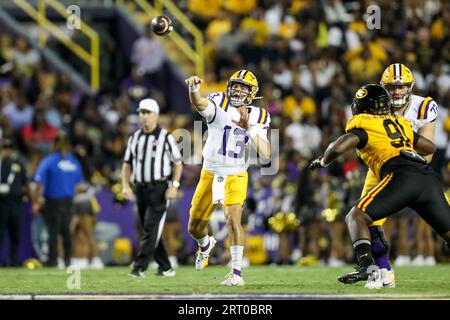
xmin=247 ymin=127 xmax=258 ymax=139
xmin=320 ymin=159 xmax=329 ymax=167
xmin=189 ymin=84 xmax=200 ymax=93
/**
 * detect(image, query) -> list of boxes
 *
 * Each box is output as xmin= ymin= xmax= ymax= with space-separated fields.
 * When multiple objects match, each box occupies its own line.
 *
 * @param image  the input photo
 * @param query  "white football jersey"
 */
xmin=198 ymin=92 xmax=271 ymax=175
xmin=398 ymin=94 xmax=438 ymax=132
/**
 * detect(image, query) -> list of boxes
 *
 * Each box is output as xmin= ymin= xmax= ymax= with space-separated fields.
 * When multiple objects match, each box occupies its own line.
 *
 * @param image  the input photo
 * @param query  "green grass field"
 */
xmin=1 ymin=265 xmax=450 ymax=298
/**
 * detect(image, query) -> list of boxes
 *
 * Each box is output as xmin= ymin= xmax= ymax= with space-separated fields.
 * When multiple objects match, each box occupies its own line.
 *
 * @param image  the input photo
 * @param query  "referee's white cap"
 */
xmin=137 ymin=98 xmax=159 ymax=114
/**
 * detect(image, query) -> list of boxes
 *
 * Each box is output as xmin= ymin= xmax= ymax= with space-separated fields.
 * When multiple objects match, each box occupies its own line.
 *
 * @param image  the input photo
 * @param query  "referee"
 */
xmin=121 ymin=98 xmax=183 ymax=278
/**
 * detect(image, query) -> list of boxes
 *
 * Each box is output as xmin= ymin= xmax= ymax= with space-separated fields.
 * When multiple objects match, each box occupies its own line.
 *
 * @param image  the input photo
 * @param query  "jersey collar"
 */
xmin=144 ymin=125 xmax=161 ymax=137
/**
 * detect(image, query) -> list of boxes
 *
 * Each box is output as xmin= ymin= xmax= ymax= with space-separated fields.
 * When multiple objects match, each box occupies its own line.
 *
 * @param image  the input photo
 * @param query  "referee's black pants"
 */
xmin=133 ymin=182 xmax=171 ymax=272
xmin=0 ymin=197 xmax=23 ymax=266
xmin=42 ymin=198 xmax=73 ymax=267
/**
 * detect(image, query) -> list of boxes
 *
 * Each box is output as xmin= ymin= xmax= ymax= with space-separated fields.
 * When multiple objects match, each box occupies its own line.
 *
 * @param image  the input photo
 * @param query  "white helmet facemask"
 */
xmin=384 ymin=83 xmax=414 ymax=109
xmin=227 ymin=83 xmax=252 ymax=107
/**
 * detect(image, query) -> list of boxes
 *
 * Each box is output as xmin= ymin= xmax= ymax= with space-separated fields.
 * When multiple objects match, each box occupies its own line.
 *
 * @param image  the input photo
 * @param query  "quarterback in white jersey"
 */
xmin=185 ymin=70 xmax=271 ymax=286
xmin=202 ymin=90 xmax=271 ymax=176
xmin=357 ymin=63 xmax=437 ymax=289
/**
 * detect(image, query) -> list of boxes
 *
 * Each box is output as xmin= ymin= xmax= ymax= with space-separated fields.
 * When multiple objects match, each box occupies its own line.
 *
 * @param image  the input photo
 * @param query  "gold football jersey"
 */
xmin=345 ymin=114 xmax=416 ymax=179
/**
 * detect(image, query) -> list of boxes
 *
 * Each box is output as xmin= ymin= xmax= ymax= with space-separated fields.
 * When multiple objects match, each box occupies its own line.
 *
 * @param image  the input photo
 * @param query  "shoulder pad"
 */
xmin=250 ymin=106 xmax=271 ymax=127
xmin=207 ymin=92 xmax=230 ymax=111
xmin=345 ymin=114 xmax=363 ymax=132
xmin=417 ymin=97 xmax=438 ymax=121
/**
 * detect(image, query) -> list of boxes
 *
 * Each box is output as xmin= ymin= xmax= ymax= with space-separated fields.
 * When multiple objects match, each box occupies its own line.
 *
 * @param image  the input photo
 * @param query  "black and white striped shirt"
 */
xmin=123 ymin=126 xmax=182 ymax=183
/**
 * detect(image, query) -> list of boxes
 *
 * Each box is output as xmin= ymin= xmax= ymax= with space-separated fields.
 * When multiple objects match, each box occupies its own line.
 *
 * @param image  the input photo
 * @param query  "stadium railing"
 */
xmin=12 ymin=0 xmax=100 ymax=93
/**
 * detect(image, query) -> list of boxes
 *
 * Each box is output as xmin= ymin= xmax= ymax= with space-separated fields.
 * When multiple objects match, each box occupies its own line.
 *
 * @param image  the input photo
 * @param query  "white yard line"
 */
xmin=0 ymin=293 xmax=449 ymax=300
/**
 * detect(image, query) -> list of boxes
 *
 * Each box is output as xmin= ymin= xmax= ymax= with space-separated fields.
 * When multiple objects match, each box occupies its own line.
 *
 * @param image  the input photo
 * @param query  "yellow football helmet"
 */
xmin=226 ymin=70 xmax=259 ymax=107
xmin=380 ymin=63 xmax=415 ymax=109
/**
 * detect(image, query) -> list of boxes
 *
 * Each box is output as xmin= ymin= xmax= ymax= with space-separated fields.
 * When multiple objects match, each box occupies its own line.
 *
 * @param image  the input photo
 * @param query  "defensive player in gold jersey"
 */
xmin=358 ymin=64 xmax=437 ymax=288
xmin=310 ymin=84 xmax=450 ymax=288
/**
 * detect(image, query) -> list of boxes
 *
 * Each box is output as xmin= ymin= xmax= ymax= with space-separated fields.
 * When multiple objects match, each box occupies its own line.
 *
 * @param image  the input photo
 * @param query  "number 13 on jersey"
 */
xmin=218 ymin=125 xmax=249 ymax=159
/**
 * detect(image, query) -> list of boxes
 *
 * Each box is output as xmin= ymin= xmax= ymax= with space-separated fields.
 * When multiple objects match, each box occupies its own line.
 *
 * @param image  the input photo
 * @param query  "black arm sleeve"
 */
xmin=413 ymin=131 xmax=420 ymax=148
xmin=347 ymin=128 xmax=368 ymax=149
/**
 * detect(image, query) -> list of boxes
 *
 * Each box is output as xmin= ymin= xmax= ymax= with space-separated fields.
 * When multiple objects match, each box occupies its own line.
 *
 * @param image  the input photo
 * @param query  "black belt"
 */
xmin=135 ymin=179 xmax=168 ymax=188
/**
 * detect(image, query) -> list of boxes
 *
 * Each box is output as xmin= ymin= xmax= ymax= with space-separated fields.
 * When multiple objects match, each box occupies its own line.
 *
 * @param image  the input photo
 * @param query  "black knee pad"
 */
xmin=369 ymin=226 xmax=390 ymax=257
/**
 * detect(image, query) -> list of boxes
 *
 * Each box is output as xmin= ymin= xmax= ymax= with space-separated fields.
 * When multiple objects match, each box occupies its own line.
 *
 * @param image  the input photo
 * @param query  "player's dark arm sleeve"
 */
xmin=346 ymin=128 xmax=368 ymax=149
xmin=413 ymin=132 xmax=436 ymax=156
xmin=322 ymin=133 xmax=362 ymax=166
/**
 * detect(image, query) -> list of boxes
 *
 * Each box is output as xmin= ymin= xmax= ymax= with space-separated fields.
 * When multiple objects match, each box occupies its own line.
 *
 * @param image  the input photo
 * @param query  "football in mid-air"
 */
xmin=151 ymin=15 xmax=173 ymax=36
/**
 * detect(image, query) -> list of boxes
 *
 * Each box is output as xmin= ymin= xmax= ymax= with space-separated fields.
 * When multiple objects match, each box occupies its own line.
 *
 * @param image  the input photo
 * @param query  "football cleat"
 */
xmin=220 ymin=272 xmax=245 ymax=287
xmin=195 ymin=236 xmax=217 ymax=270
xmin=381 ymin=268 xmax=396 ymax=288
xmin=338 ymin=264 xmax=378 ymax=284
xmin=129 ymin=268 xmax=145 ymax=278
xmin=156 ymin=268 xmax=176 ymax=277
xmin=365 ymin=268 xmax=395 ymax=289
xmin=364 ymin=269 xmax=383 ymax=289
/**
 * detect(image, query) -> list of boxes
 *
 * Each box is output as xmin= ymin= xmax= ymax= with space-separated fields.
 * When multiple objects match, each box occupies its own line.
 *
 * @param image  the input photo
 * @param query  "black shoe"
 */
xmin=338 ymin=265 xmax=377 ymax=284
xmin=129 ymin=268 xmax=145 ymax=278
xmin=156 ymin=268 xmax=176 ymax=277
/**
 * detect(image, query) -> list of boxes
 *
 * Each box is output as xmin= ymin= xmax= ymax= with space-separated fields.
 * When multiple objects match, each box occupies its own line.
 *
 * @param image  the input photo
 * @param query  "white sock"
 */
xmin=230 ymin=246 xmax=244 ymax=272
xmin=196 ymin=235 xmax=210 ymax=249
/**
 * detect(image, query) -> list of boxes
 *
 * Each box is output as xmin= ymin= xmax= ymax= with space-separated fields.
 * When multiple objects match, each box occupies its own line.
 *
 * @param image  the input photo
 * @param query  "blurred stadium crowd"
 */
xmin=0 ymin=0 xmax=449 ymax=268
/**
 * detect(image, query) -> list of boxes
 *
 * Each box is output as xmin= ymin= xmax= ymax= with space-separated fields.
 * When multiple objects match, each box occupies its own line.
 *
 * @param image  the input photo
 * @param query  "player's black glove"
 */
xmin=309 ymin=157 xmax=327 ymax=171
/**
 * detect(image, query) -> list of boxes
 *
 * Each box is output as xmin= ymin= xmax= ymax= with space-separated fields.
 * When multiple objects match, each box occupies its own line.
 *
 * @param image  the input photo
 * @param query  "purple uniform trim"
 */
xmin=423 ymin=99 xmax=432 ymax=120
